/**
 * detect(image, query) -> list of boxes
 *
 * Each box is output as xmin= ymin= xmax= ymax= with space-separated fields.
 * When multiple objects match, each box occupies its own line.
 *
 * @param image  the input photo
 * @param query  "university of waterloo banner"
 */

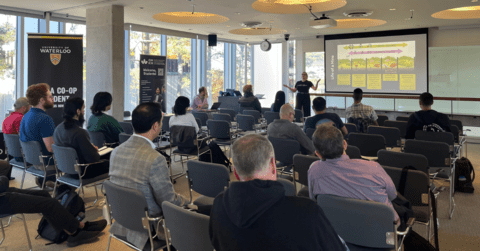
xmin=28 ymin=33 xmax=83 ymax=125
xmin=139 ymin=54 xmax=167 ymax=112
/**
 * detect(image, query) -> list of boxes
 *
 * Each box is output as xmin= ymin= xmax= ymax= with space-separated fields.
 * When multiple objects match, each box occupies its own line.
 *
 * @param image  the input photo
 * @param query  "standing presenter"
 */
xmin=283 ymin=72 xmax=320 ymax=117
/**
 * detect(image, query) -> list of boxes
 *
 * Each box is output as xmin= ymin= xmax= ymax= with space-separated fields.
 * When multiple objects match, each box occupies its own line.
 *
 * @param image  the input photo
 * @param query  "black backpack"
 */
xmin=455 ymin=157 xmax=475 ymax=193
xmin=414 ymin=112 xmax=445 ymax=133
xmin=199 ymin=141 xmax=231 ymax=169
xmin=36 ymin=185 xmax=85 ymax=245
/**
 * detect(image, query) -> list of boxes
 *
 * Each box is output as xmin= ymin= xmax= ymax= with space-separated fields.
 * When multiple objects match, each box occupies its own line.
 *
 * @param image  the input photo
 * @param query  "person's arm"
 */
xmin=378 ymin=164 xmax=397 ymax=201
xmin=336 ymin=115 xmax=348 ymax=136
xmin=149 ymin=155 xmax=188 ymax=207
xmin=107 ymin=116 xmax=124 ymax=142
xmin=41 ymin=117 xmax=56 ymax=153
xmin=43 ymin=137 xmax=54 ymax=153
xmin=77 ymin=131 xmax=101 ymax=163
xmin=189 ymin=114 xmax=200 ymax=133
xmin=254 ymin=98 xmax=262 ymax=113
xmin=405 ymin=114 xmax=416 ymax=139
xmin=311 ymin=79 xmax=320 ymax=91
xmin=370 ymin=109 xmax=379 ymax=126
xmin=283 ymin=84 xmax=297 ymax=92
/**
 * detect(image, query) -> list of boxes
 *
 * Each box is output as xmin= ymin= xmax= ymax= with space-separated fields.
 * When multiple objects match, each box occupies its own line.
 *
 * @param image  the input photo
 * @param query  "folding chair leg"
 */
xmin=106 ymin=234 xmax=112 ymax=251
xmin=21 ymin=214 xmax=33 ymax=251
xmin=0 ymin=219 xmax=5 ymax=245
xmin=20 ymin=169 xmax=26 ymax=189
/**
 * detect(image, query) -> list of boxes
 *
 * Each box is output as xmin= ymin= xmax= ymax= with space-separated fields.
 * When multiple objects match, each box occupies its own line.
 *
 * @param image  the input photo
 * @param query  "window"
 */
xmin=253 ymin=43 xmax=282 ymax=107
xmin=66 ymin=23 xmax=86 ymax=100
xmin=206 ymin=42 xmax=224 ymax=104
xmin=0 ymin=14 xmax=17 ymax=130
xmin=304 ymin=52 xmax=325 ymax=93
xmin=167 ymin=36 xmax=192 ymax=112
xmin=235 ymin=44 xmax=253 ymax=91
xmin=287 ymin=40 xmax=296 ymax=105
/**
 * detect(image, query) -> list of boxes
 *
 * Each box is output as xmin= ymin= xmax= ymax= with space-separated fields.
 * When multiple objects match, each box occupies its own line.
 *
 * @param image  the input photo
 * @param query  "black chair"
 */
xmin=377 ymin=114 xmax=388 ymax=126
xmin=415 ymin=131 xmax=457 ymax=156
xmin=345 ymin=145 xmax=362 ymax=159
xmin=450 ymin=119 xmax=463 ymax=134
xmin=344 ymin=123 xmax=357 ymax=134
xmin=268 ymin=137 xmax=300 ymax=174
xmin=119 ymin=133 xmax=131 ymax=144
xmin=292 ymin=154 xmax=319 ymax=197
xmin=261 ymin=107 xmax=270 ymax=115
xmin=88 ymin=131 xmax=111 ymax=148
xmin=377 ymin=150 xmax=429 ymax=175
xmin=219 ymin=109 xmax=237 ymax=122
xmin=119 ymin=122 xmax=134 ymax=135
xmin=236 ymin=114 xmax=257 ymax=134
xmin=396 ymin=116 xmax=410 ymax=122
xmin=207 ymin=120 xmax=235 ymax=159
xmin=384 ymin=120 xmax=408 ymax=138
xmin=195 ymin=118 xmax=202 ymax=132
xmin=192 ymin=111 xmax=208 ymax=127
xmin=450 ymin=125 xmax=460 ymax=144
xmin=305 ymin=128 xmax=315 ymax=140
xmin=3 ymin=134 xmax=31 ymax=189
xmin=368 ymin=126 xmax=402 ymax=148
xmin=243 ymin=110 xmax=262 ymax=124
xmin=186 ymin=160 xmax=230 ymax=206
xmin=294 ymin=109 xmax=304 ymax=123
xmin=264 ymin=111 xmax=280 ymax=125
xmin=347 ymin=133 xmax=386 ymax=159
xmin=123 ymin=111 xmax=131 ymax=117
xmin=277 ymin=178 xmax=296 ymax=197
xmin=212 ymin=113 xmax=231 ymax=123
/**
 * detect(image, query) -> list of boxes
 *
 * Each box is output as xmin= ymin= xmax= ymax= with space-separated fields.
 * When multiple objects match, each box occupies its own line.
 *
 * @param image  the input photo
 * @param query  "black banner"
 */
xmin=139 ymin=54 xmax=166 ymax=112
xmin=28 ymin=33 xmax=83 ymax=125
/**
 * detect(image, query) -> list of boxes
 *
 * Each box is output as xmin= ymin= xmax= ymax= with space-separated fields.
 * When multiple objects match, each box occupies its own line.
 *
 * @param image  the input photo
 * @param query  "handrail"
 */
xmin=310 ymin=93 xmax=480 ymax=102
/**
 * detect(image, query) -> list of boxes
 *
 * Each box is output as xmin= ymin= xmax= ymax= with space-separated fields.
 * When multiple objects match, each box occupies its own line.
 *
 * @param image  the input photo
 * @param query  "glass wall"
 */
xmin=0 ymin=14 xmax=17 ymax=130
xmin=287 ymin=40 xmax=296 ymax=105
xmin=66 ymin=23 xmax=86 ymax=100
xmin=206 ymin=42 xmax=224 ymax=104
xmin=235 ymin=44 xmax=246 ymax=91
xmin=253 ymin=43 xmax=282 ymax=107
xmin=166 ymin=36 xmax=192 ymax=113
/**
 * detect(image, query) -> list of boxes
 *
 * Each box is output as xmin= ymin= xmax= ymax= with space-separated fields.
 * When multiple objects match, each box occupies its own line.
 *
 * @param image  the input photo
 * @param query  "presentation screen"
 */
xmin=324 ymin=29 xmax=428 ymax=94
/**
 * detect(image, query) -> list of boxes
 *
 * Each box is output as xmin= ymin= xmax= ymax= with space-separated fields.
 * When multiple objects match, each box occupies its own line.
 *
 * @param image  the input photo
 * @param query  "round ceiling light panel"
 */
xmin=329 ymin=18 xmax=387 ymax=29
xmin=152 ymin=12 xmax=229 ymax=24
xmin=432 ymin=6 xmax=480 ymax=19
xmin=252 ymin=0 xmax=347 ymax=14
xmin=229 ymin=27 xmax=287 ymax=35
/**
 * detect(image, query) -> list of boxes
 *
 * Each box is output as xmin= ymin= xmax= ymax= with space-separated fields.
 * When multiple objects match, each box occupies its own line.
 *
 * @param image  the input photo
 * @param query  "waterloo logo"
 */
xmin=50 ymin=54 xmax=61 ymax=65
xmin=141 ymin=59 xmax=148 ymax=64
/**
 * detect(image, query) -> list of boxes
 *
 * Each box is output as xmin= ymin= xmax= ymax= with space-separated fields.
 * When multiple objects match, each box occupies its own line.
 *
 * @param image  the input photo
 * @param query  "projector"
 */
xmin=309 ymin=15 xmax=337 ymax=29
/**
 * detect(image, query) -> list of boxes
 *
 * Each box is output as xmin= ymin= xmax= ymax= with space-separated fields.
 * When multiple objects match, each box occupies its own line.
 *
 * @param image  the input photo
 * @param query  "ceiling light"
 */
xmin=329 ymin=18 xmax=387 ymax=29
xmin=229 ymin=27 xmax=287 ymax=35
xmin=343 ymin=11 xmax=373 ymax=17
xmin=152 ymin=12 xmax=229 ymax=24
xmin=259 ymin=0 xmax=330 ymax=5
xmin=252 ymin=0 xmax=346 ymax=14
xmin=432 ymin=6 xmax=480 ymax=19
xmin=241 ymin=21 xmax=263 ymax=28
xmin=472 ymin=0 xmax=478 ymax=2
xmin=390 ymin=8 xmax=396 ymax=11
xmin=235 ymin=12 xmax=241 ymax=15
xmin=450 ymin=6 xmax=480 ymax=11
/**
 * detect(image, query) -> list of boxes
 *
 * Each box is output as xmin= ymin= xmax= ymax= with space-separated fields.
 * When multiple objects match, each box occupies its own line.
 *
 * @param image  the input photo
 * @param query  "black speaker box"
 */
xmin=208 ymin=34 xmax=217 ymax=47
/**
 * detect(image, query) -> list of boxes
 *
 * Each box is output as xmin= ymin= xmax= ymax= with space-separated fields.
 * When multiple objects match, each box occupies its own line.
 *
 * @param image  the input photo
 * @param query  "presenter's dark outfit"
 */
xmin=295 ymin=80 xmax=313 ymax=117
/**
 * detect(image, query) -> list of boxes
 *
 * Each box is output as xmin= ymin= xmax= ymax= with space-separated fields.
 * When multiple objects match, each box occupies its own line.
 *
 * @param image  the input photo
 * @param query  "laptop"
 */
xmin=233 ymin=91 xmax=242 ymax=97
xmin=255 ymin=94 xmax=265 ymax=99
xmin=210 ymin=102 xmax=221 ymax=110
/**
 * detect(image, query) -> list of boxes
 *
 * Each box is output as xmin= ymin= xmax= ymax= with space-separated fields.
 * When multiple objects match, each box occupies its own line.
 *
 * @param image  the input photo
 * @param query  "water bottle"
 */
xmin=103 ymin=204 xmax=112 ymax=225
xmin=76 ymin=211 xmax=85 ymax=222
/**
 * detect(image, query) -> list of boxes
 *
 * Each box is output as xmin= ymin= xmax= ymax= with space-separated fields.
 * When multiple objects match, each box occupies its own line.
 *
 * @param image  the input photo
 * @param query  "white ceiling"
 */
xmin=1 ymin=0 xmax=480 ymax=43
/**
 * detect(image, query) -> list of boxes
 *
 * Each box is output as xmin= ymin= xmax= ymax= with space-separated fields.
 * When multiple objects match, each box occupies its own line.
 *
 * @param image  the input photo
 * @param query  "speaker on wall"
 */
xmin=208 ymin=34 xmax=217 ymax=47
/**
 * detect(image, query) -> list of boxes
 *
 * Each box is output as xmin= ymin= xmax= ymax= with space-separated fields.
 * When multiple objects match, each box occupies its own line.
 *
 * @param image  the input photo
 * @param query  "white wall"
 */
xmin=253 ymin=43 xmax=283 ymax=107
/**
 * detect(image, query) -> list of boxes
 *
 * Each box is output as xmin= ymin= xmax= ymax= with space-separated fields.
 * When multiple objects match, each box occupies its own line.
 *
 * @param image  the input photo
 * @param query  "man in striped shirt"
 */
xmin=345 ymin=88 xmax=378 ymax=131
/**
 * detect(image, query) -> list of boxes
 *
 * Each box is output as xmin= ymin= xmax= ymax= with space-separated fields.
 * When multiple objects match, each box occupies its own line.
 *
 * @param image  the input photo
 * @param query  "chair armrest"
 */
xmin=397 ymin=217 xmax=415 ymax=250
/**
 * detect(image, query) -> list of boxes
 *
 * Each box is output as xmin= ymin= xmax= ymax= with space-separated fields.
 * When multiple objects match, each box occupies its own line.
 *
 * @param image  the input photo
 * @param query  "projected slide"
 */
xmin=325 ymin=31 xmax=427 ymax=94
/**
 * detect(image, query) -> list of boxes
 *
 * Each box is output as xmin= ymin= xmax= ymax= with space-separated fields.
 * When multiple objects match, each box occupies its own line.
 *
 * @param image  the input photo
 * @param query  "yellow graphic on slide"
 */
xmin=352 ymin=74 xmax=366 ymax=87
xmin=383 ymin=74 xmax=398 ymax=81
xmin=399 ymin=74 xmax=416 ymax=90
xmin=343 ymin=43 xmax=408 ymax=50
xmin=338 ymin=74 xmax=351 ymax=86
xmin=367 ymin=74 xmax=382 ymax=89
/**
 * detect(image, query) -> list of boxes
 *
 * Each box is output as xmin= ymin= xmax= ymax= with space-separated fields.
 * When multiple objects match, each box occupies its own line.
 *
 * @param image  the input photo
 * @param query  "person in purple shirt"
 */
xmin=308 ymin=124 xmax=399 ymax=223
xmin=191 ymin=86 xmax=209 ymax=111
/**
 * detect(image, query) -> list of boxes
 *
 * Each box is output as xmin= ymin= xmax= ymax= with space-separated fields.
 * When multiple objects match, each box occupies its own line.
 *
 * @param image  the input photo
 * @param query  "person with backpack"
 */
xmin=0 ymin=176 xmax=107 ymax=247
xmin=405 ymin=92 xmax=451 ymax=139
xmin=345 ymin=88 xmax=378 ymax=133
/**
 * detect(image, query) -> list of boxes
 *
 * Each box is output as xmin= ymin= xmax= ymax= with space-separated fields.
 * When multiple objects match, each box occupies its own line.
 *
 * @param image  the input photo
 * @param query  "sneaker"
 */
xmin=66 ymin=230 xmax=101 ymax=247
xmin=83 ymin=220 xmax=107 ymax=232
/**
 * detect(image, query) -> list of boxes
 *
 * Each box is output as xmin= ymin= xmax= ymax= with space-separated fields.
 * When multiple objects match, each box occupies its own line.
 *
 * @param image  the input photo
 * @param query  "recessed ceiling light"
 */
xmin=472 ymin=0 xmax=478 ymax=2
xmin=295 ymin=27 xmax=300 ymax=29
xmin=139 ymin=7 xmax=144 ymax=9
xmin=227 ymin=25 xmax=230 ymax=27
xmin=390 ymin=8 xmax=396 ymax=11
xmin=235 ymin=12 xmax=241 ymax=15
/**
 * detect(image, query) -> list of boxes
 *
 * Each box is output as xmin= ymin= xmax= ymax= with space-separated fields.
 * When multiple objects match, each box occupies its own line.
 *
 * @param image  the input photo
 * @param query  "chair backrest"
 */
xmin=344 ymin=123 xmax=357 ymax=134
xmin=119 ymin=133 xmax=131 ymax=144
xmin=268 ymin=137 xmax=300 ymax=166
xmin=305 ymin=128 xmax=315 ymax=140
xmin=52 ymin=144 xmax=79 ymax=175
xmin=377 ymin=150 xmax=429 ymax=174
xmin=396 ymin=116 xmax=410 ymax=122
xmin=415 ymin=130 xmax=454 ymax=146
xmin=219 ymin=109 xmax=236 ymax=121
xmin=377 ymin=115 xmax=388 ymax=126
xmin=277 ymin=178 xmax=296 ymax=196
xmin=404 ymin=139 xmax=450 ymax=167
xmin=348 ymin=133 xmax=386 ymax=157
xmin=192 ymin=111 xmax=209 ymax=126
xmin=368 ymin=126 xmax=401 ymax=148
xmin=243 ymin=110 xmax=261 ymax=124
xmin=384 ymin=120 xmax=407 ymax=138
xmin=236 ymin=114 xmax=255 ymax=131
xmin=382 ymin=166 xmax=429 ymax=207
xmin=195 ymin=118 xmax=202 ymax=130
xmin=264 ymin=111 xmax=280 ymax=125
xmin=316 ymin=194 xmax=397 ymax=249
xmin=88 ymin=131 xmax=105 ymax=148
xmin=345 ymin=145 xmax=362 ymax=159
xmin=450 ymin=125 xmax=460 ymax=143
xmin=3 ymin=133 xmax=23 ymax=158
xmin=294 ymin=109 xmax=304 ymax=122
xmin=212 ymin=113 xmax=232 ymax=124
xmin=162 ymin=115 xmax=171 ymax=132
xmin=450 ymin=119 xmax=463 ymax=132
xmin=261 ymin=107 xmax=270 ymax=115
xmin=119 ymin=122 xmax=134 ymax=135
xmin=19 ymin=141 xmax=45 ymax=166
xmin=162 ymin=201 xmax=213 ymax=251
xmin=187 ymin=160 xmax=230 ymax=198
xmin=123 ymin=111 xmax=131 ymax=117
xmin=170 ymin=126 xmax=197 ymax=148
xmin=207 ymin=120 xmax=230 ymax=139
xmin=104 ymin=180 xmax=151 ymax=233
xmin=293 ymin=154 xmax=319 ymax=186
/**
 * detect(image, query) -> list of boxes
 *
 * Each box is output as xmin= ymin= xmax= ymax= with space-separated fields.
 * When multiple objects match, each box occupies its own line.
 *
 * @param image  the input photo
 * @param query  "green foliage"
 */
xmin=398 ymin=56 xmax=414 ymax=69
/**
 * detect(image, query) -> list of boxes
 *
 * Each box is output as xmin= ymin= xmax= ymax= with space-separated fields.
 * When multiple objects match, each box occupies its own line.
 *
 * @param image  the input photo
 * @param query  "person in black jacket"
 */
xmin=405 ymin=92 xmax=451 ymax=139
xmin=54 ymin=97 xmax=109 ymax=179
xmin=209 ymin=134 xmax=347 ymax=251
xmin=0 ymin=176 xmax=106 ymax=247
xmin=238 ymin=85 xmax=262 ymax=113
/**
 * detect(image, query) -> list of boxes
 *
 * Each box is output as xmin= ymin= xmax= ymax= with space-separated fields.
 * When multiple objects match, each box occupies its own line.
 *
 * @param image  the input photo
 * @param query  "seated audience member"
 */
xmin=345 ymin=88 xmax=378 ymax=132
xmin=19 ymin=83 xmax=56 ymax=187
xmin=405 ymin=92 xmax=451 ymax=139
xmin=304 ymin=97 xmax=348 ymax=136
xmin=2 ymin=97 xmax=30 ymax=135
xmin=109 ymin=102 xmax=188 ymax=250
xmin=192 ymin=87 xmax=209 ymax=111
xmin=308 ymin=124 xmax=399 ymax=223
xmin=270 ymin=91 xmax=285 ymax=113
xmin=238 ymin=85 xmax=261 ymax=113
xmin=170 ymin=96 xmax=199 ymax=133
xmin=0 ymin=176 xmax=106 ymax=247
xmin=87 ymin=92 xmax=124 ymax=144
xmin=267 ymin=104 xmax=314 ymax=155
xmin=54 ymin=97 xmax=109 ymax=179
xmin=209 ymin=134 xmax=347 ymax=251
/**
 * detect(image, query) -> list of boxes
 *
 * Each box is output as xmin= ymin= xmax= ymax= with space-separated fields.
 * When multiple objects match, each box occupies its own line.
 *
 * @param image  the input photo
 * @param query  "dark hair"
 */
xmin=272 ymin=91 xmax=285 ymax=113
xmin=132 ymin=102 xmax=163 ymax=134
xmin=26 ymin=83 xmax=50 ymax=106
xmin=353 ymin=88 xmax=363 ymax=102
xmin=173 ymin=96 xmax=190 ymax=116
xmin=419 ymin=92 xmax=434 ymax=106
xmin=312 ymin=124 xmax=344 ymax=160
xmin=63 ymin=97 xmax=84 ymax=129
xmin=91 ymin=92 xmax=113 ymax=115
xmin=312 ymin=97 xmax=326 ymax=112
xmin=198 ymin=86 xmax=206 ymax=94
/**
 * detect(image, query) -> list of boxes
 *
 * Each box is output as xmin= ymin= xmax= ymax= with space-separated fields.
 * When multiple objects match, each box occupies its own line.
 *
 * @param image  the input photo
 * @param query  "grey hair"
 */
xmin=231 ymin=134 xmax=273 ymax=179
xmin=279 ymin=103 xmax=294 ymax=119
xmin=312 ymin=124 xmax=344 ymax=161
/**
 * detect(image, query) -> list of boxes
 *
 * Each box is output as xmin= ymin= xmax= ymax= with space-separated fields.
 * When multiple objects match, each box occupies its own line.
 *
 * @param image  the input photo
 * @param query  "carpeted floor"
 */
xmin=1 ymin=143 xmax=480 ymax=251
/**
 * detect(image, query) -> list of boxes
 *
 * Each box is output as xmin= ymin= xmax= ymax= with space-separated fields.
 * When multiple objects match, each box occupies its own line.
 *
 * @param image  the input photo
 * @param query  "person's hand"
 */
xmin=92 ymin=144 xmax=98 ymax=151
xmin=316 ymin=79 xmax=321 ymax=84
